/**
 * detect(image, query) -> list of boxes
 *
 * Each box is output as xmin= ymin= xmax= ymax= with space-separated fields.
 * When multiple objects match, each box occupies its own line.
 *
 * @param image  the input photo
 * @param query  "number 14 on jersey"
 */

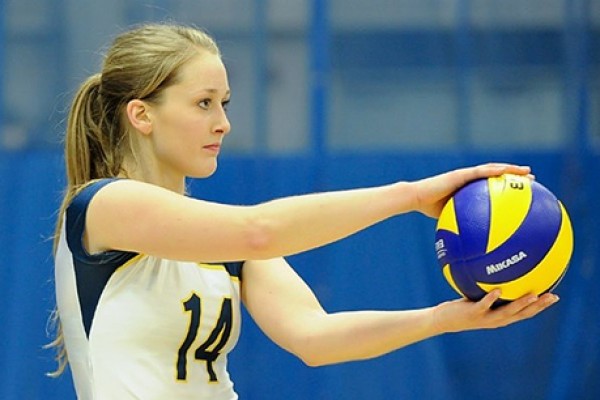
xmin=176 ymin=293 xmax=233 ymax=382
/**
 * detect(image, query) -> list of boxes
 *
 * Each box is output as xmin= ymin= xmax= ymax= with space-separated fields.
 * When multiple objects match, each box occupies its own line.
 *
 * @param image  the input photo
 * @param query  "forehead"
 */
xmin=174 ymin=51 xmax=229 ymax=94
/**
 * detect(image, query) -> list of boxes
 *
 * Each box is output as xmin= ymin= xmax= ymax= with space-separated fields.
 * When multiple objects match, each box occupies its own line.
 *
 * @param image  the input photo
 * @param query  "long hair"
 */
xmin=48 ymin=23 xmax=220 ymax=377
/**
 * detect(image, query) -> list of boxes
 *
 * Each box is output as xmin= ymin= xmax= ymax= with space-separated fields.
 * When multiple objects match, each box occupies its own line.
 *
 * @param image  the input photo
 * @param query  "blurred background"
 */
xmin=0 ymin=0 xmax=598 ymax=399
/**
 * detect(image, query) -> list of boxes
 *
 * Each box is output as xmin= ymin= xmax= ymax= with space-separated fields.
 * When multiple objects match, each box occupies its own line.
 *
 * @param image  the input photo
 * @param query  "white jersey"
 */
xmin=54 ymin=179 xmax=243 ymax=399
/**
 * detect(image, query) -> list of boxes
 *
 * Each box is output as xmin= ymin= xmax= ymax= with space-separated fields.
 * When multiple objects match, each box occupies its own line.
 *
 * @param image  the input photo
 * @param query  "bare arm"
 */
xmin=241 ymin=258 xmax=558 ymax=366
xmin=87 ymin=179 xmax=410 ymax=262
xmin=86 ymin=163 xmax=531 ymax=262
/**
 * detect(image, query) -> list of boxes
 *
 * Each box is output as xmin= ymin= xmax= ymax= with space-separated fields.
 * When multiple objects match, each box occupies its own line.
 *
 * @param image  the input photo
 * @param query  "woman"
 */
xmin=49 ymin=23 xmax=558 ymax=399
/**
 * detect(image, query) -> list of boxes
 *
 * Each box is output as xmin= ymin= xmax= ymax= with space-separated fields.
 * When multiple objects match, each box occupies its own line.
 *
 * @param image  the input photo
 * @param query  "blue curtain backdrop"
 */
xmin=1 ymin=1 xmax=598 ymax=399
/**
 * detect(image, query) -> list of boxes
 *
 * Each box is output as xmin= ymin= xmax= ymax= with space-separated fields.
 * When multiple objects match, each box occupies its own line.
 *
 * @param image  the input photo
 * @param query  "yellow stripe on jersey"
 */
xmin=197 ymin=263 xmax=227 ymax=272
xmin=115 ymin=253 xmax=146 ymax=271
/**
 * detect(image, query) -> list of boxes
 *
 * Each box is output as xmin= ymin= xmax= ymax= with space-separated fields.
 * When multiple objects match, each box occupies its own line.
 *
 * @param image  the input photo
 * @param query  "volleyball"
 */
xmin=434 ymin=174 xmax=573 ymax=305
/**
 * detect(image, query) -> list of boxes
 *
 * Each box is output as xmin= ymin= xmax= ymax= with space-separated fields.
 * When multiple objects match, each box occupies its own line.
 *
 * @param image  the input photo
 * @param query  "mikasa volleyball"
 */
xmin=434 ymin=174 xmax=573 ymax=305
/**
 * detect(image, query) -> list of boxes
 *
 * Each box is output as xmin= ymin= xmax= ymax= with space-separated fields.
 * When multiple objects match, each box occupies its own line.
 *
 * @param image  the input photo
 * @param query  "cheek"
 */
xmin=152 ymin=116 xmax=216 ymax=176
xmin=155 ymin=116 xmax=199 ymax=150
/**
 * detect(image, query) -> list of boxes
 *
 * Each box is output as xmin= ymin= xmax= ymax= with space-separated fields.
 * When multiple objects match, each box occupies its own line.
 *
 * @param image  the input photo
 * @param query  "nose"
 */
xmin=213 ymin=107 xmax=231 ymax=136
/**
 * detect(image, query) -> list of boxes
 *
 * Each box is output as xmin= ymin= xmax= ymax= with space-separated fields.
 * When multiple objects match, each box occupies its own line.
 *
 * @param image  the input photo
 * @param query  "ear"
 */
xmin=126 ymin=99 xmax=153 ymax=135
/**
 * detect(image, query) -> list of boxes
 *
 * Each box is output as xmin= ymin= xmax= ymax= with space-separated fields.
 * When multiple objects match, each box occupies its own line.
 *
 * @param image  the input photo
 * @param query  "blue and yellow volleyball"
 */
xmin=434 ymin=174 xmax=573 ymax=304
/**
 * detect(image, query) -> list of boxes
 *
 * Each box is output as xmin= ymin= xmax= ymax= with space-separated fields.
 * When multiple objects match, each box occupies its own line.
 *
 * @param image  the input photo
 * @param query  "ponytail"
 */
xmin=65 ymin=73 xmax=102 ymax=187
xmin=65 ymin=73 xmax=126 ymax=189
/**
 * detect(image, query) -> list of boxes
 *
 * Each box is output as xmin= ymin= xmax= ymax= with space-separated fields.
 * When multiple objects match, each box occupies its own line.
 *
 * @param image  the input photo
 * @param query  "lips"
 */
xmin=203 ymin=143 xmax=221 ymax=152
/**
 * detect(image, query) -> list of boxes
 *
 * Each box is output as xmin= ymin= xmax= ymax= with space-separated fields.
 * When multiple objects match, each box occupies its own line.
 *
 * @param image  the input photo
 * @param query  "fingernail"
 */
xmin=545 ymin=295 xmax=559 ymax=306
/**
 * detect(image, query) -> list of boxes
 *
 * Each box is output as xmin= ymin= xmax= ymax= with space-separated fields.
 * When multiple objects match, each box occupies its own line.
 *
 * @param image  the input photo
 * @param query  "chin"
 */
xmin=190 ymin=161 xmax=218 ymax=178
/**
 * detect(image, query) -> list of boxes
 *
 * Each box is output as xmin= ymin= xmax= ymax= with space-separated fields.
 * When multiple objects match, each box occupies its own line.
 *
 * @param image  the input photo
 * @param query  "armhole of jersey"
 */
xmin=65 ymin=178 xmax=139 ymax=337
xmin=224 ymin=262 xmax=244 ymax=281
xmin=66 ymin=178 xmax=136 ymax=264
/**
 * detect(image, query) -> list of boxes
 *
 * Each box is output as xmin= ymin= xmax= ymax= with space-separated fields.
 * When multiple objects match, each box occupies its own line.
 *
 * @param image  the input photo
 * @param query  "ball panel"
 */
xmin=435 ymin=228 xmax=463 ymax=265
xmin=437 ymin=197 xmax=459 ymax=235
xmin=435 ymin=198 xmax=462 ymax=265
xmin=444 ymin=262 xmax=488 ymax=301
xmin=453 ymin=179 xmax=490 ymax=259
xmin=477 ymin=202 xmax=573 ymax=300
xmin=487 ymin=174 xmax=532 ymax=253
xmin=442 ymin=264 xmax=464 ymax=297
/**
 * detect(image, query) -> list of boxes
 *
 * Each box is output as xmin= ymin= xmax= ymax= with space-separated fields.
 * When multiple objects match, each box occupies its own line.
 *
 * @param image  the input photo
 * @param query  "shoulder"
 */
xmin=86 ymin=179 xmax=192 ymax=212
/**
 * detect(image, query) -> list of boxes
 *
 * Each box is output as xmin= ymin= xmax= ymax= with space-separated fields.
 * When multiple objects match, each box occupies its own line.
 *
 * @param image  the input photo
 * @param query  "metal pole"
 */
xmin=0 ymin=0 xmax=4 ymax=138
xmin=309 ymin=0 xmax=329 ymax=158
xmin=254 ymin=0 xmax=268 ymax=153
xmin=455 ymin=0 xmax=471 ymax=148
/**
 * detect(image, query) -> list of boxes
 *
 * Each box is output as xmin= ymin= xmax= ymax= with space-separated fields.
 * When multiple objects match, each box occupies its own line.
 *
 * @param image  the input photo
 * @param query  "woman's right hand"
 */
xmin=431 ymin=290 xmax=559 ymax=334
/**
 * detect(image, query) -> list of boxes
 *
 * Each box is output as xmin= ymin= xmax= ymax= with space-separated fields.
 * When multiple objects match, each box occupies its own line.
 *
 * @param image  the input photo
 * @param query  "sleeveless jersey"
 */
xmin=54 ymin=179 xmax=243 ymax=399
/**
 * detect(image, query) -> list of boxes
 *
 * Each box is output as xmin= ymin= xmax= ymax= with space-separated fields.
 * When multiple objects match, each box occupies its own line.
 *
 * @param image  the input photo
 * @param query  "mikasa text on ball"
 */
xmin=434 ymin=174 xmax=573 ymax=304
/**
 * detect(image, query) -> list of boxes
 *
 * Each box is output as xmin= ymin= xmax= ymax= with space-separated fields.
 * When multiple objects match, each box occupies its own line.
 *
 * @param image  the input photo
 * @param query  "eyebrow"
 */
xmin=198 ymin=88 xmax=231 ymax=96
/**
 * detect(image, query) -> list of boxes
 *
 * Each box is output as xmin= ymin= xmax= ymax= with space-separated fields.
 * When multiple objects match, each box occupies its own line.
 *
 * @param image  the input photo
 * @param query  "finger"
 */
xmin=530 ymin=293 xmax=560 ymax=311
xmin=482 ymin=163 xmax=531 ymax=177
xmin=492 ymin=293 xmax=538 ymax=317
xmin=512 ymin=293 xmax=539 ymax=310
xmin=456 ymin=164 xmax=530 ymax=188
xmin=477 ymin=289 xmax=502 ymax=311
xmin=502 ymin=293 xmax=559 ymax=322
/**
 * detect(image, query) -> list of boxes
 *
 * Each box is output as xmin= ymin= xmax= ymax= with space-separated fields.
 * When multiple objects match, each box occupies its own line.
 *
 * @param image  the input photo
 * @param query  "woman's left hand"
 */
xmin=411 ymin=163 xmax=532 ymax=218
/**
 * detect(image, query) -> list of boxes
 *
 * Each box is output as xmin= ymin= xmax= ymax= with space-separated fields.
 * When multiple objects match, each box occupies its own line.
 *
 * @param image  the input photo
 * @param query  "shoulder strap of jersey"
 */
xmin=66 ymin=179 xmax=126 ymax=262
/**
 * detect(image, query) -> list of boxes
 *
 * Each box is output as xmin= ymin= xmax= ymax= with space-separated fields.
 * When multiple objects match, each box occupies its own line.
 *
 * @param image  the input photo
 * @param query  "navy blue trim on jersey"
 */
xmin=66 ymin=179 xmax=137 ymax=337
xmin=223 ymin=262 xmax=244 ymax=280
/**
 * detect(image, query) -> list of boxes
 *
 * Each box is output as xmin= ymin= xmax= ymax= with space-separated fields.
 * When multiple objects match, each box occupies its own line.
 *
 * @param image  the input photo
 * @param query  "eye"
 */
xmin=198 ymin=99 xmax=211 ymax=110
xmin=222 ymin=99 xmax=230 ymax=112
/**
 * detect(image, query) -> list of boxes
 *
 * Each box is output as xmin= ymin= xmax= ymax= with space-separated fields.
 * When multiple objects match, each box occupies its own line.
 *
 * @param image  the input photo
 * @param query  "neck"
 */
xmin=121 ymin=156 xmax=186 ymax=194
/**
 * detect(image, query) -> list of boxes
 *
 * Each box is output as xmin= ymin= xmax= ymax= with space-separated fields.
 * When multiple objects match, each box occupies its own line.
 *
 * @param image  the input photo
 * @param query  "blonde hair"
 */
xmin=48 ymin=23 xmax=220 ymax=377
